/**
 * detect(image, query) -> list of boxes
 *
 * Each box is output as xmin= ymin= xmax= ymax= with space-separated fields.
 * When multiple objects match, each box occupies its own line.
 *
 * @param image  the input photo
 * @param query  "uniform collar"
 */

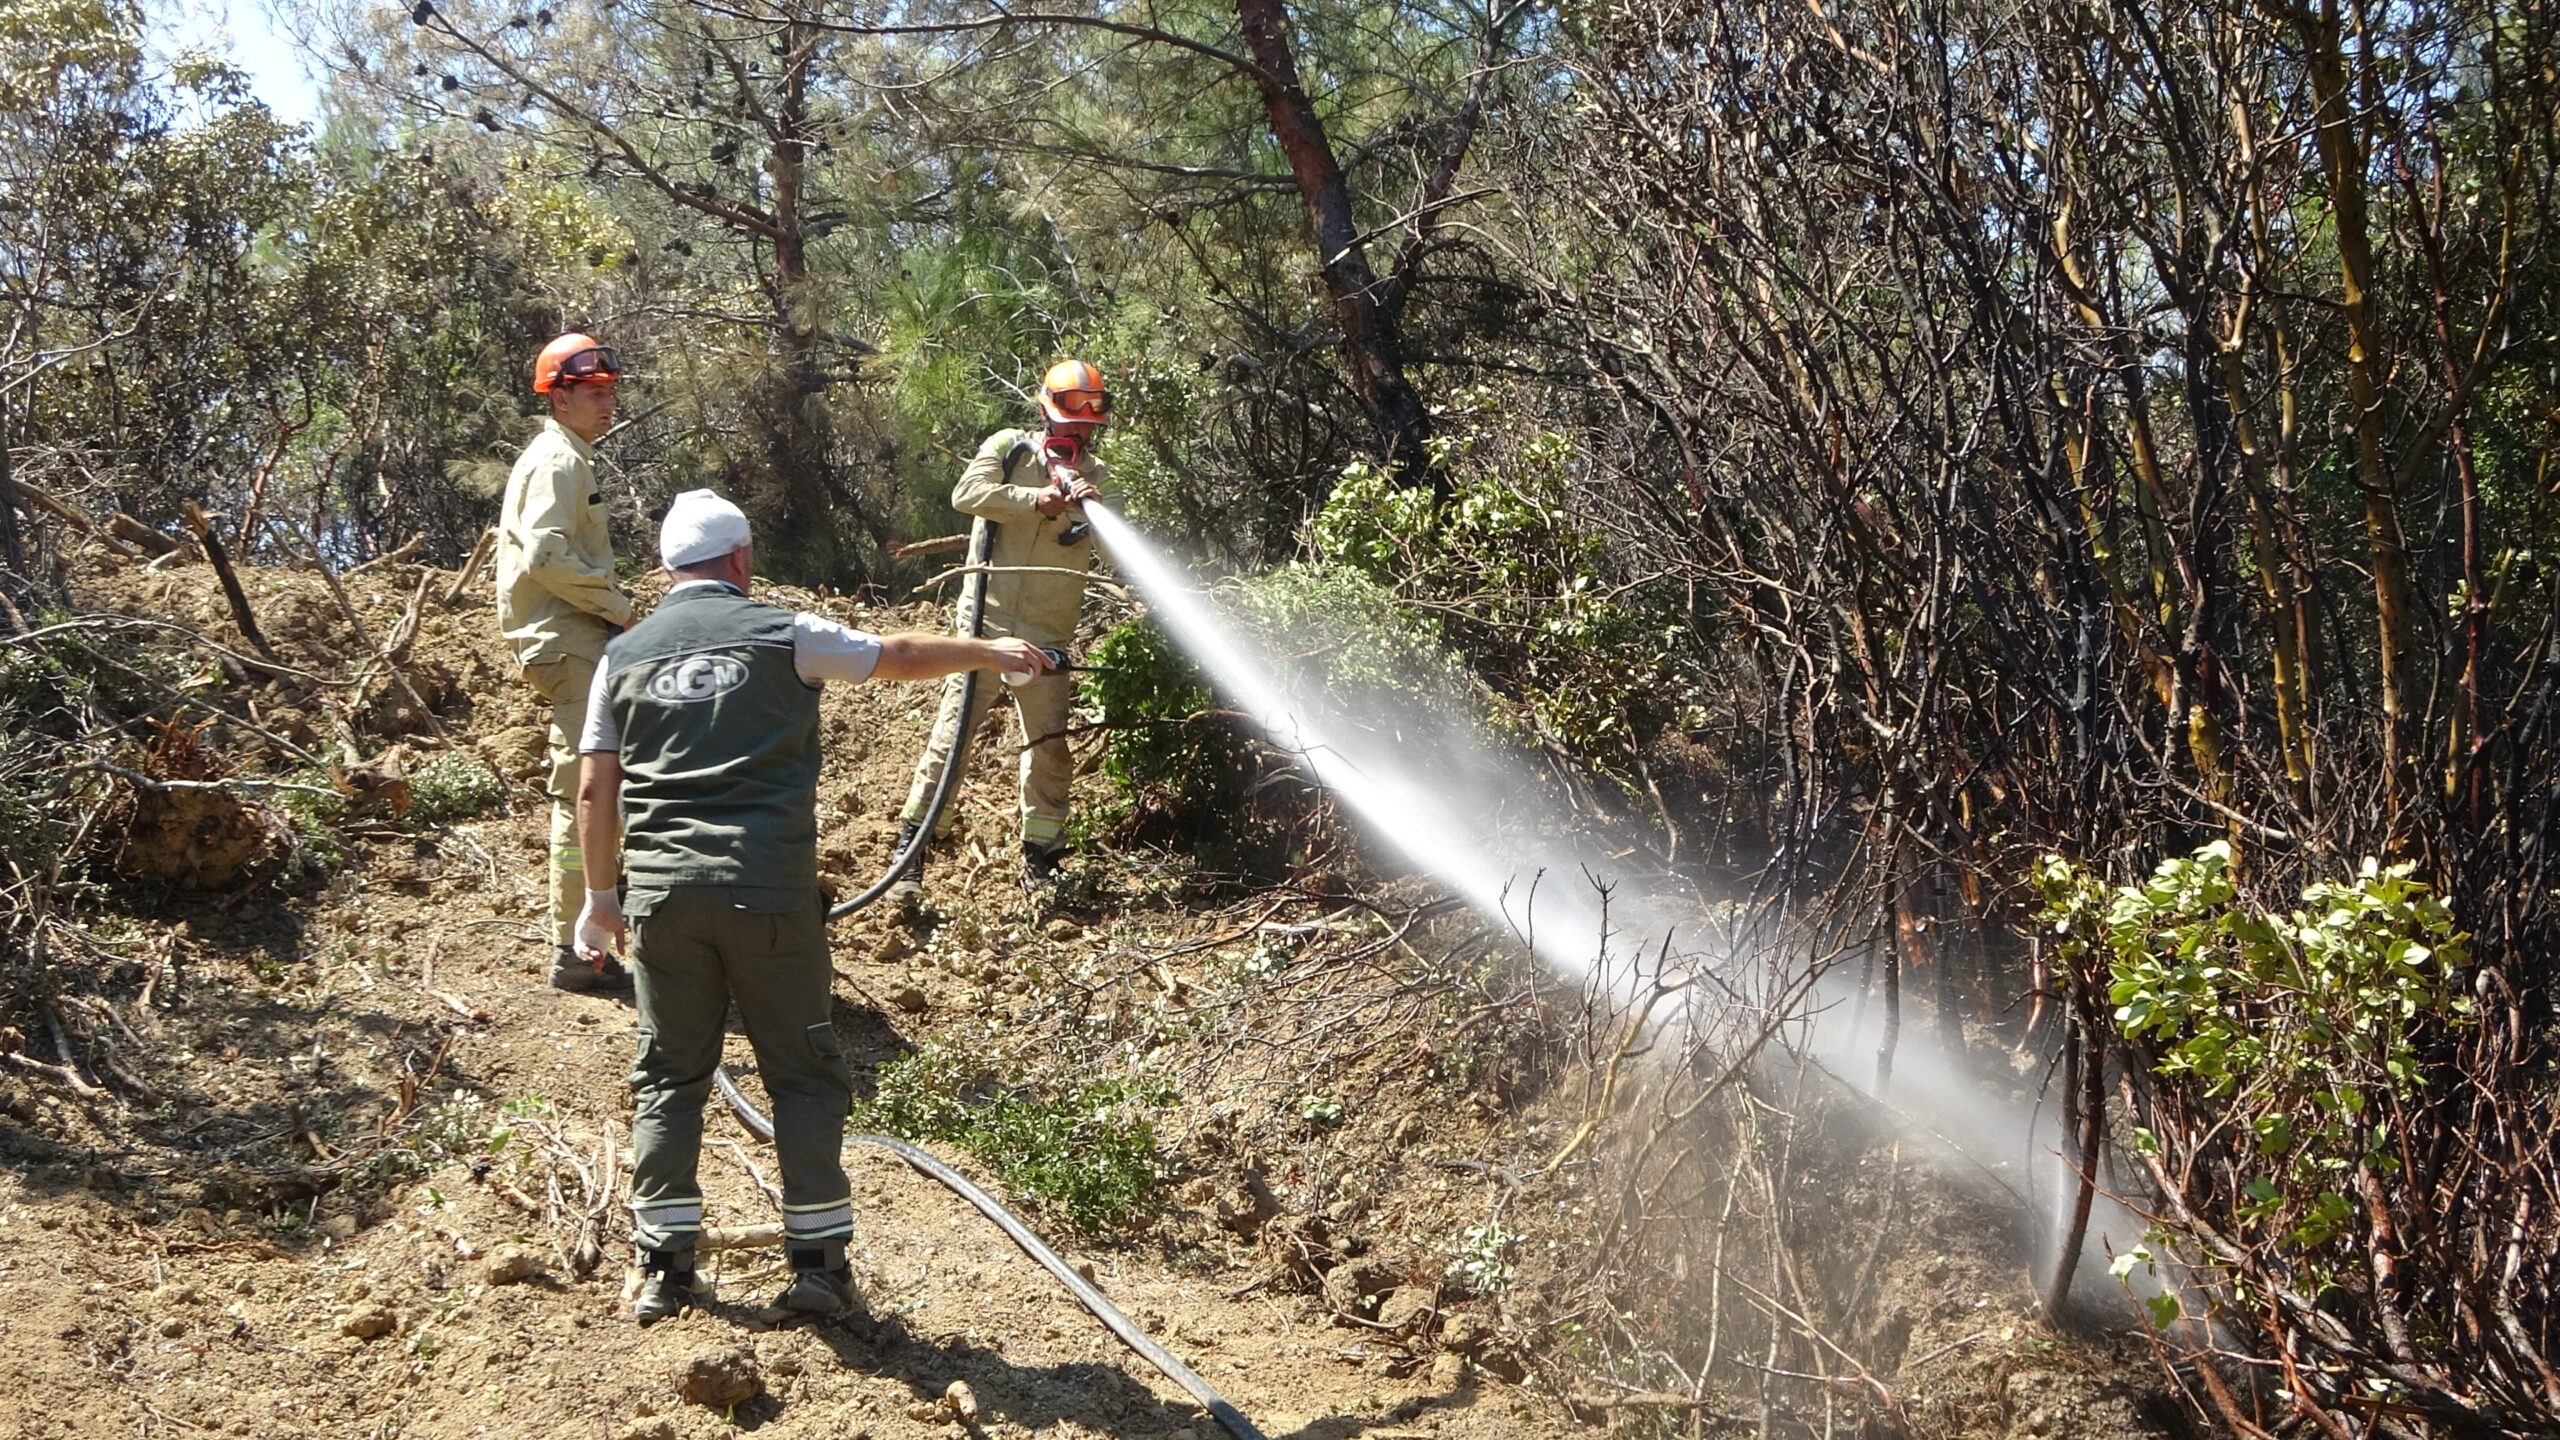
xmin=542 ymin=416 xmax=597 ymax=462
xmin=665 ymin=579 xmax=747 ymax=600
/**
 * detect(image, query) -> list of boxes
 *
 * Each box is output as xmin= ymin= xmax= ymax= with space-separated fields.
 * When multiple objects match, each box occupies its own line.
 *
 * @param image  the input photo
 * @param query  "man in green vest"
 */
xmin=496 ymin=332 xmax=635 ymax=993
xmin=573 ymin=489 xmax=1050 ymax=1324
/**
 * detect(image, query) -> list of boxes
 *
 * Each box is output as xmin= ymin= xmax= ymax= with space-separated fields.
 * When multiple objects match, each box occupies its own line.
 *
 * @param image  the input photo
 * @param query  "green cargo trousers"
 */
xmin=624 ymin=885 xmax=854 ymax=1265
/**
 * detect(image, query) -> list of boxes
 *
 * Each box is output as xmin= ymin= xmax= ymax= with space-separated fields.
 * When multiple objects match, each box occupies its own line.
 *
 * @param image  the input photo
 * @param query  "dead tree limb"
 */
xmin=440 ymin=527 xmax=496 ymax=608
xmin=107 ymin=513 xmax=177 ymax=558
xmin=182 ymin=502 xmax=278 ymax=662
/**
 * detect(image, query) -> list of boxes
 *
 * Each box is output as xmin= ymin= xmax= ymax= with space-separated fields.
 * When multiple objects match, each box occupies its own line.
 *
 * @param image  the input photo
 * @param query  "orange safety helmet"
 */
xmin=1037 ymin=359 xmax=1110 ymax=426
xmin=531 ymin=332 xmax=623 ymax=394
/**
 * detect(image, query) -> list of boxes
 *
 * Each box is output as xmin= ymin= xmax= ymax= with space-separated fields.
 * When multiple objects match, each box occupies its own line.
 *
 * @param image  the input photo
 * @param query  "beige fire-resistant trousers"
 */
xmin=898 ymin=668 xmax=1074 ymax=850
xmin=521 ymin=652 xmax=598 ymax=948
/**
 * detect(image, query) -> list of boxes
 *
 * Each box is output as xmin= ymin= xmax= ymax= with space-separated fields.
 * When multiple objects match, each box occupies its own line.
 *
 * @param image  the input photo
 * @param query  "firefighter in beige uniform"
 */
xmin=495 ymin=332 xmax=635 ymax=991
xmin=887 ymin=360 xmax=1110 ymax=902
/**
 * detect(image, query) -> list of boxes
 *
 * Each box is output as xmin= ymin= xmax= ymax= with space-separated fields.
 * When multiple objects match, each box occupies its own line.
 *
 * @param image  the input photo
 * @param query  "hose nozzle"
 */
xmin=1000 ymin=646 xmax=1117 ymax=686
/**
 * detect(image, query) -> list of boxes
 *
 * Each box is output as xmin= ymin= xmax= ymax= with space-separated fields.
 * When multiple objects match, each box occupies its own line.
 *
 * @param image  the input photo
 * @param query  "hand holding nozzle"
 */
xmin=1057 ymin=479 xmax=1102 ymax=547
xmin=998 ymin=645 xmax=1118 ymax=686
xmin=1038 ymin=448 xmax=1104 ymax=544
xmin=987 ymin=637 xmax=1057 ymax=686
xmin=1034 ymin=467 xmax=1101 ymax=517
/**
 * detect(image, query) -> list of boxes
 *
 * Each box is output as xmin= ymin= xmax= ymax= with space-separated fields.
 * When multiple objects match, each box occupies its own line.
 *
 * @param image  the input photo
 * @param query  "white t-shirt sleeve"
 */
xmin=576 ymin=656 xmax=621 ymax=753
xmin=793 ymin=612 xmax=883 ymax=684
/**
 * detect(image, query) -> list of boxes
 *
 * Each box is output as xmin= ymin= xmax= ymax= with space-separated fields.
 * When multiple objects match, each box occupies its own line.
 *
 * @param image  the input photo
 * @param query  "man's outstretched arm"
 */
xmin=870 ymin=632 xmax=1052 ymax=683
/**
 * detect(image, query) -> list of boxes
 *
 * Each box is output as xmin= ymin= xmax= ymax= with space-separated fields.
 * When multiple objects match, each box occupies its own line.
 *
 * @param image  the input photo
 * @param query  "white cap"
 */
xmin=659 ymin=488 xmax=751 ymax=568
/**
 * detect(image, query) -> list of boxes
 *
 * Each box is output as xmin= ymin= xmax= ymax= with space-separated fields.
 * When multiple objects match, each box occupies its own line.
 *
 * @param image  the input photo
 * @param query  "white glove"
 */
xmin=995 ymin=639 xmax=1054 ymax=687
xmin=574 ymin=887 xmax=626 ymax=963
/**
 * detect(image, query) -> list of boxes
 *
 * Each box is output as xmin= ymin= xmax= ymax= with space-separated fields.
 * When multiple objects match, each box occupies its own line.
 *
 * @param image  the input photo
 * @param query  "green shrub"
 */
xmin=1081 ymin=617 xmax=1255 ymax=842
xmin=2036 ymin=841 xmax=2471 ymax=1257
xmin=0 ymin=766 xmax=64 ymax=874
xmin=1081 ymin=566 xmax=1476 ymax=876
xmin=0 ymin=621 xmax=196 ymax=732
xmin=408 ymin=752 xmax=504 ymax=826
xmin=352 ymin=1091 xmax=507 ymax=1188
xmin=1227 ymin=563 xmax=1472 ymax=730
xmin=1308 ymin=402 xmax=1691 ymax=775
xmin=277 ymin=766 xmax=349 ymax=826
xmin=1444 ymin=1220 xmax=1516 ymax=1295
xmin=269 ymin=767 xmax=348 ymax=881
xmin=853 ymin=1044 xmax=1165 ymax=1233
xmin=0 ymin=643 xmax=77 ymax=728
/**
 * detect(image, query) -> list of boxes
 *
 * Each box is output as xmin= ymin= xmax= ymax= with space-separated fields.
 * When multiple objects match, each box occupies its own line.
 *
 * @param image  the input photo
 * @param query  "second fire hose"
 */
xmin=827 ymin=519 xmax=991 ymax=921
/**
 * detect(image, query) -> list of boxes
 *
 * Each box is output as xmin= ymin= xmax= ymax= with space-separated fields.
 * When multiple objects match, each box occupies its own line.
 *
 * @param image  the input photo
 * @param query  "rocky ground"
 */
xmin=0 ymin=545 xmax=2184 ymax=1439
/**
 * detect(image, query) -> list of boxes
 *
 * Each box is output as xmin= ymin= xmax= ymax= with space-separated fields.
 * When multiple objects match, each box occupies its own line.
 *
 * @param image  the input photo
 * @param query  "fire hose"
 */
xmin=709 ymin=516 xmax=1272 ymax=1440
xmin=714 ymin=1071 xmax=1269 ymax=1440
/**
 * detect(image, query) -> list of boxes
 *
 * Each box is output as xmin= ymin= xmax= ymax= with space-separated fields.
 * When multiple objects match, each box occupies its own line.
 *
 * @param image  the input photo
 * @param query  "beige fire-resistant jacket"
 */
xmin=951 ymin=427 xmax=1105 ymax=648
xmin=496 ymin=418 xmax=633 ymax=670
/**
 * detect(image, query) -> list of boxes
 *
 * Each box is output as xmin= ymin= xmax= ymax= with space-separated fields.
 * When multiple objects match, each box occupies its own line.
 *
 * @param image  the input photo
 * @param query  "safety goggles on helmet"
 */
xmin=1043 ymin=387 xmax=1109 ymax=421
xmin=1036 ymin=359 xmax=1110 ymax=426
xmin=553 ymin=346 xmax=623 ymax=385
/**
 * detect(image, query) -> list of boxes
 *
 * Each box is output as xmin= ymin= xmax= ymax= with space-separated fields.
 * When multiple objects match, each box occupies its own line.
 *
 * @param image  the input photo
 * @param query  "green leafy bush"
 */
xmin=408 ymin=752 xmax=504 ymax=826
xmin=1081 ymin=565 xmax=1468 ymax=876
xmin=259 ymin=766 xmax=346 ymax=882
xmin=0 ymin=767 xmax=64 ymax=874
xmin=1080 ymin=617 xmax=1254 ymax=844
xmin=2036 ymin=841 xmax=2471 ymax=1255
xmin=1308 ymin=400 xmax=1689 ymax=775
xmin=0 ymin=620 xmax=192 ymax=738
xmin=853 ymin=1045 xmax=1166 ymax=1233
xmin=0 ymin=643 xmax=76 ymax=728
xmin=277 ymin=767 xmax=349 ymax=827
xmin=1227 ymin=563 xmax=1472 ymax=728
xmin=1444 ymin=1220 xmax=1516 ymax=1295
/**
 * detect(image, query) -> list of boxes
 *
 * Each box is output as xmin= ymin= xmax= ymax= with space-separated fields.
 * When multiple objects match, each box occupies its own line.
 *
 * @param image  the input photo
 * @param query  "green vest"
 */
xmin=601 ymin=585 xmax=822 ymax=891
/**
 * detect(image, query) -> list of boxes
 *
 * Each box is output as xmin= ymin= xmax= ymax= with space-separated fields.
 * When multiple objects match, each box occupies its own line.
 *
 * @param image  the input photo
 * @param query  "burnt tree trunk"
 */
xmin=2045 ymin=1002 xmax=2105 ymax=1321
xmin=0 ymin=394 xmax=25 ymax=624
xmin=759 ymin=16 xmax=863 ymax=586
xmin=2301 ymin=0 xmax=2419 ymax=827
xmin=1233 ymin=0 xmax=1440 ymax=494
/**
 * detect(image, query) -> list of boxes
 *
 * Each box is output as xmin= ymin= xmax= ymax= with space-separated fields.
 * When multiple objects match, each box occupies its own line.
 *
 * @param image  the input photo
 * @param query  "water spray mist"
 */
xmin=1081 ymin=501 xmax=2151 ymax=1321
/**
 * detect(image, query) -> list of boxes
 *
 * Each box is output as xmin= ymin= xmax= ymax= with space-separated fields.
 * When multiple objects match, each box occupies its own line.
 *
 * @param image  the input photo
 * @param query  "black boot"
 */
xmin=549 ymin=943 xmax=633 ymax=994
xmin=884 ymin=819 xmax=928 ymax=914
xmin=763 ymin=1246 xmax=859 ymax=1320
xmin=631 ymin=1248 xmax=699 ymax=1325
xmin=1020 ymin=842 xmax=1064 ymax=896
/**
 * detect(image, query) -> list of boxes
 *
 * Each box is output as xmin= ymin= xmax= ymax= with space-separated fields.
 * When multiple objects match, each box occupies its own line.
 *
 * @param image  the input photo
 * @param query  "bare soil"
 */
xmin=0 ymin=547 xmax=2179 ymax=1440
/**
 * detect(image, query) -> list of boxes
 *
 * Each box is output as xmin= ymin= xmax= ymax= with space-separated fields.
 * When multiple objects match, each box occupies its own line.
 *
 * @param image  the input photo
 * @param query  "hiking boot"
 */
xmin=631 ymin=1250 xmax=699 ymax=1325
xmin=550 ymin=944 xmax=634 ymax=994
xmin=762 ymin=1264 xmax=859 ymax=1321
xmin=1020 ymin=842 xmax=1064 ymax=896
xmin=884 ymin=819 xmax=927 ymax=916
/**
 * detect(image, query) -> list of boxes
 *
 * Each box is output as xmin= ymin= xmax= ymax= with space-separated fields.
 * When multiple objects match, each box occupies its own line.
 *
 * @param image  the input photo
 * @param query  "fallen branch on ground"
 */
xmin=914 ymin=561 xmax=1132 ymax=603
xmin=184 ymin=502 xmax=277 ymax=661
xmin=347 ymin=533 xmax=424 ymax=577
xmin=72 ymin=761 xmax=340 ymax=799
xmin=893 ymin=532 xmax=969 ymax=559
